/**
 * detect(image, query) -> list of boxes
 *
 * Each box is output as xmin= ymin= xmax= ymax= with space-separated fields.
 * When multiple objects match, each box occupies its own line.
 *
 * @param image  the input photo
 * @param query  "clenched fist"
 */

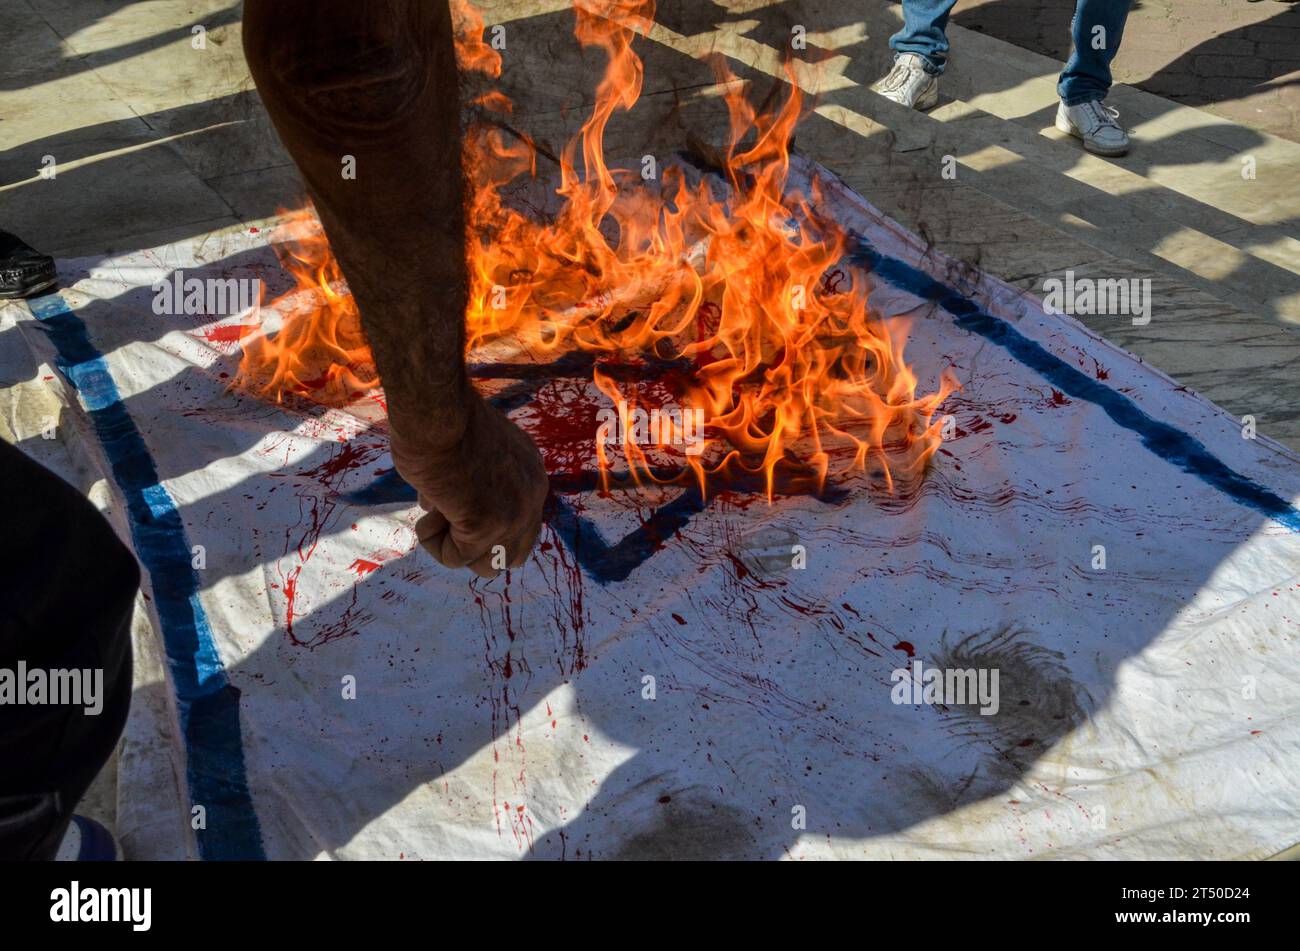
xmin=390 ymin=395 xmax=549 ymax=578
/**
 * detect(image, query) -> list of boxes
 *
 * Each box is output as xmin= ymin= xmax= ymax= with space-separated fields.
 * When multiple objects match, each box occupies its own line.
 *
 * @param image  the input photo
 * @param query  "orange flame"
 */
xmin=238 ymin=0 xmax=957 ymax=499
xmin=238 ymin=211 xmax=378 ymax=404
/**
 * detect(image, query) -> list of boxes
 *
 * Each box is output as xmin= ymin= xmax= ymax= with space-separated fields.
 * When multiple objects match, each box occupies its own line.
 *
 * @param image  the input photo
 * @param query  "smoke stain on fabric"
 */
xmin=932 ymin=625 xmax=1093 ymax=790
xmin=606 ymin=790 xmax=761 ymax=861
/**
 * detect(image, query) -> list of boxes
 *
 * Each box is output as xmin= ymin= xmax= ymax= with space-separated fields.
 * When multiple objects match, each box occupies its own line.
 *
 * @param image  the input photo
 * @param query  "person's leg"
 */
xmin=0 ymin=441 xmax=138 ymax=860
xmin=1054 ymin=0 xmax=1133 ymax=155
xmin=889 ymin=0 xmax=961 ymax=74
xmin=873 ymin=0 xmax=956 ymax=109
xmin=1057 ymin=0 xmax=1132 ymax=105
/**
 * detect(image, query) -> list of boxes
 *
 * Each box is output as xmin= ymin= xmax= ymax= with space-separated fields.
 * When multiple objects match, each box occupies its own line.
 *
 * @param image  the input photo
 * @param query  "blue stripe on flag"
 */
xmin=850 ymin=237 xmax=1300 ymax=533
xmin=27 ymin=293 xmax=266 ymax=860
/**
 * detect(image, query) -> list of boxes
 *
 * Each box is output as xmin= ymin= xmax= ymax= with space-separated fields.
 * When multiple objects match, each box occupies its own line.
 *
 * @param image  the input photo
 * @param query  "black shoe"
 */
xmin=0 ymin=229 xmax=58 ymax=300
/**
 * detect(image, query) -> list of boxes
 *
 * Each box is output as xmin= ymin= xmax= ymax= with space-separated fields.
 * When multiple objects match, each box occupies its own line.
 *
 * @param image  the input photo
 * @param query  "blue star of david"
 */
xmin=343 ymin=350 xmax=846 ymax=583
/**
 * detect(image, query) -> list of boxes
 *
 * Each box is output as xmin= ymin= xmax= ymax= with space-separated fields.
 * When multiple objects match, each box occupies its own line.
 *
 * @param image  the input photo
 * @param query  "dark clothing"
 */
xmin=0 ymin=438 xmax=137 ymax=859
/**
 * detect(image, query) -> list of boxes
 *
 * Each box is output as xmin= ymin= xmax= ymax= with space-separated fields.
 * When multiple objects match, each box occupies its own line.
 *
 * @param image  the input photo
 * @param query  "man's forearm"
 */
xmin=242 ymin=0 xmax=472 ymax=446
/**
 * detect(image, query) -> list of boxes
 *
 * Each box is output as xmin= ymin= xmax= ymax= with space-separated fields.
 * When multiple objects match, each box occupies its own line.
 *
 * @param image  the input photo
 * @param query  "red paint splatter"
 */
xmin=276 ymin=440 xmax=386 ymax=647
xmin=283 ymin=570 xmax=301 ymax=633
xmin=299 ymin=440 xmax=382 ymax=484
xmin=201 ymin=323 xmax=256 ymax=344
xmin=894 ymin=640 xmax=915 ymax=658
xmin=523 ymin=378 xmax=601 ymax=476
xmin=349 ymin=558 xmax=381 ymax=577
xmin=696 ymin=301 xmax=722 ymax=350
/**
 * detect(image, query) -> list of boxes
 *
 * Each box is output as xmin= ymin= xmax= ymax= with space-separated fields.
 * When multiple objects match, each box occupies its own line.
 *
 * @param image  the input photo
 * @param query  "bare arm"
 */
xmin=243 ymin=0 xmax=546 ymax=575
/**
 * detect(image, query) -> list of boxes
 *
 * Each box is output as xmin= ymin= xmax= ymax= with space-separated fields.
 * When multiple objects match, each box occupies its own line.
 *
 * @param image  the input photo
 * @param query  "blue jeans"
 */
xmin=889 ymin=0 xmax=1131 ymax=105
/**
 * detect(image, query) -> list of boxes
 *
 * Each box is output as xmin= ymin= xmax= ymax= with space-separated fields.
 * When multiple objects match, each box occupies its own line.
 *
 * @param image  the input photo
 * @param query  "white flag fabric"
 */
xmin=6 ymin=155 xmax=1300 ymax=860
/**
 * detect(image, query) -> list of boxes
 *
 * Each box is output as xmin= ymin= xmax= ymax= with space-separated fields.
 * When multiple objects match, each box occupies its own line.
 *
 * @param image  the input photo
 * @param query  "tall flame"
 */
xmin=238 ymin=0 xmax=957 ymax=499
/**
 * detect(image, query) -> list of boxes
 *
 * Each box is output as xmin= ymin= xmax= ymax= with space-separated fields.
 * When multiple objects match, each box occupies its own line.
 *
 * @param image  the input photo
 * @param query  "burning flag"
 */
xmin=237 ymin=0 xmax=958 ymax=500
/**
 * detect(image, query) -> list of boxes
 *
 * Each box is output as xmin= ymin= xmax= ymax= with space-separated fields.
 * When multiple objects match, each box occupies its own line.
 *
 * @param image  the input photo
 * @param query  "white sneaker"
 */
xmin=1055 ymin=99 xmax=1130 ymax=156
xmin=871 ymin=53 xmax=940 ymax=111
